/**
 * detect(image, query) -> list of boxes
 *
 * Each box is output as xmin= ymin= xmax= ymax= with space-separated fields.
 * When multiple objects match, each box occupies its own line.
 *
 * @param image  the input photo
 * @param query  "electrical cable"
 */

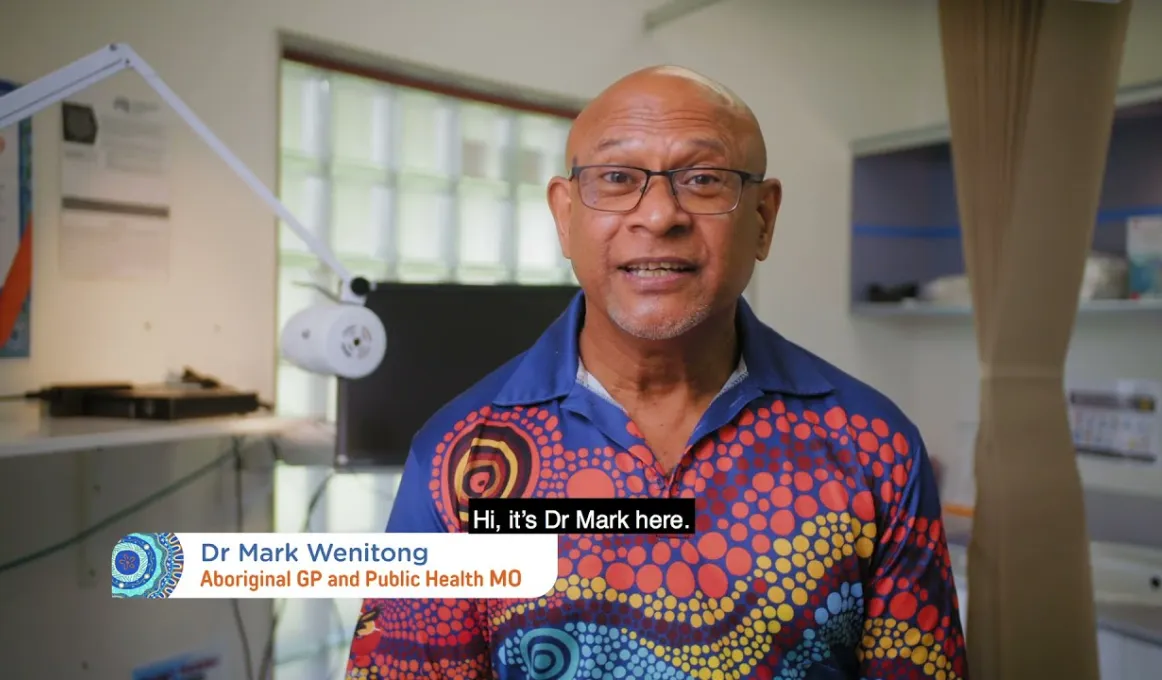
xmin=329 ymin=598 xmax=350 ymax=674
xmin=232 ymin=440 xmax=258 ymax=680
xmin=0 ymin=444 xmax=241 ymax=576
xmin=181 ymin=366 xmax=275 ymax=412
xmin=0 ymin=389 xmax=52 ymax=401
xmin=256 ymin=466 xmax=336 ymax=680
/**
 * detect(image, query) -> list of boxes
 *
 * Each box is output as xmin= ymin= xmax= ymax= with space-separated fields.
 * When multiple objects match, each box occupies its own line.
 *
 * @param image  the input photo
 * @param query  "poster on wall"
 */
xmin=58 ymin=75 xmax=172 ymax=281
xmin=131 ymin=647 xmax=226 ymax=680
xmin=0 ymin=78 xmax=32 ymax=359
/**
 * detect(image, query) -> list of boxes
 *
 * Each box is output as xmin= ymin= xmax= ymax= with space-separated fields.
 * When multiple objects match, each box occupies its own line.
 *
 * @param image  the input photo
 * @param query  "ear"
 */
xmin=754 ymin=178 xmax=782 ymax=262
xmin=547 ymin=176 xmax=574 ymax=259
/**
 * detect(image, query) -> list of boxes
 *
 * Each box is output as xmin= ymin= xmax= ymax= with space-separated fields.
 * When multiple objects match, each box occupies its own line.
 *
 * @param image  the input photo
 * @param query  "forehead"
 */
xmin=573 ymin=94 xmax=747 ymax=164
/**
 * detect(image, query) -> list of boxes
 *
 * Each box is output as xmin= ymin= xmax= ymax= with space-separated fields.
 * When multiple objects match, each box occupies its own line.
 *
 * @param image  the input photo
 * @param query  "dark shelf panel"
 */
xmin=853 ymin=206 xmax=1162 ymax=239
xmin=851 ymin=298 xmax=1162 ymax=318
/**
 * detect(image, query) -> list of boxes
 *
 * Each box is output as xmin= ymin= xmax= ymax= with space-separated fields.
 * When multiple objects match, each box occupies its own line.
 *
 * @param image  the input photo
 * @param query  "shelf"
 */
xmin=0 ymin=402 xmax=312 ymax=460
xmin=849 ymin=92 xmax=1162 ymax=308
xmin=852 ymin=298 xmax=1162 ymax=318
xmin=854 ymin=206 xmax=1162 ymax=240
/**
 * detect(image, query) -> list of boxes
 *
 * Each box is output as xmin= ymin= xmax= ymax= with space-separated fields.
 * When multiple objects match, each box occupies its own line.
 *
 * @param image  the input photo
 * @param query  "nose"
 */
xmin=630 ymin=174 xmax=692 ymax=235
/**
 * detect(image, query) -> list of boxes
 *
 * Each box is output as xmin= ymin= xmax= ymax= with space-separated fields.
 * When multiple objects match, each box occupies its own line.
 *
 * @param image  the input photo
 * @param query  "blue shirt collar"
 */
xmin=492 ymin=291 xmax=834 ymax=407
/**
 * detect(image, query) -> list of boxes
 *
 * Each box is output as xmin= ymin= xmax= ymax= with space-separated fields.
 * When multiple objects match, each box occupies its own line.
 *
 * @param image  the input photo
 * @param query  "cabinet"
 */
xmin=848 ymin=81 xmax=1162 ymax=317
xmin=954 ymin=564 xmax=1162 ymax=680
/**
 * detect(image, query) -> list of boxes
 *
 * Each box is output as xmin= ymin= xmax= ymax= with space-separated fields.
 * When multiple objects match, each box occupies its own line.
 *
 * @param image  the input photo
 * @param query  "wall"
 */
xmin=2 ymin=0 xmax=1160 ymax=676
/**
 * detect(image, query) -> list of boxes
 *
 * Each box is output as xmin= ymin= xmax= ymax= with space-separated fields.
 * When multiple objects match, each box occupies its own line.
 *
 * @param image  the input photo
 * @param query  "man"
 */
xmin=346 ymin=66 xmax=968 ymax=680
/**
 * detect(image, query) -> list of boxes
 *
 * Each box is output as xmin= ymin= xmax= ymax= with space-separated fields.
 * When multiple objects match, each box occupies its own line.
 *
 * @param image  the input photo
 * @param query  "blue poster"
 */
xmin=0 ymin=78 xmax=32 ymax=358
xmin=131 ymin=650 xmax=225 ymax=680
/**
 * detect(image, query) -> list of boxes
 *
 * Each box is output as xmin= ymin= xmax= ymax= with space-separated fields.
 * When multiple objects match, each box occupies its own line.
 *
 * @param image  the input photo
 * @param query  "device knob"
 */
xmin=350 ymin=277 xmax=372 ymax=297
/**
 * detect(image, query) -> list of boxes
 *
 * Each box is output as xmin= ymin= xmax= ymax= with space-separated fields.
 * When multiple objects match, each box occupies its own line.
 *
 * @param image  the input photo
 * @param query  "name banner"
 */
xmin=110 ymin=533 xmax=557 ymax=599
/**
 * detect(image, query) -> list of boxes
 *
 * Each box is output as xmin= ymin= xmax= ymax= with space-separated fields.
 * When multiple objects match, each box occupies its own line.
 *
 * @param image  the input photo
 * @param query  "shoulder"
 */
xmin=767 ymin=329 xmax=925 ymax=452
xmin=768 ymin=339 xmax=944 ymax=521
xmin=819 ymin=357 xmax=918 ymax=441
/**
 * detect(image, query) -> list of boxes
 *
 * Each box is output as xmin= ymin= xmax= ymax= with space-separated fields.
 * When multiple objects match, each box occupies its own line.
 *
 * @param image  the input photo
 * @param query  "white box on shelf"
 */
xmin=1127 ymin=216 xmax=1162 ymax=298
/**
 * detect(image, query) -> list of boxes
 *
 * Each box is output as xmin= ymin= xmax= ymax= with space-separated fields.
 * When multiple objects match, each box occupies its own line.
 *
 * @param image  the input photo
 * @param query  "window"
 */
xmin=271 ymin=55 xmax=578 ymax=679
xmin=276 ymin=57 xmax=577 ymax=422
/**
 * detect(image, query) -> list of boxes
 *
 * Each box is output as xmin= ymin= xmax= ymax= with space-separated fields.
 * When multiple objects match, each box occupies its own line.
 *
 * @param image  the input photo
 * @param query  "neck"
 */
xmin=578 ymin=299 xmax=740 ymax=402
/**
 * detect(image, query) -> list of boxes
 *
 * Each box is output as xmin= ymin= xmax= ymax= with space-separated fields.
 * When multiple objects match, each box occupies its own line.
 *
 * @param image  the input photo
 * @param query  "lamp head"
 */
xmin=279 ymin=302 xmax=386 ymax=380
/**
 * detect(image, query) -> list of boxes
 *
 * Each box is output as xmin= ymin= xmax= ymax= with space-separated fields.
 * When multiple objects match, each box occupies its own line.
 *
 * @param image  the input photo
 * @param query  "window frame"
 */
xmin=282 ymin=49 xmax=583 ymax=121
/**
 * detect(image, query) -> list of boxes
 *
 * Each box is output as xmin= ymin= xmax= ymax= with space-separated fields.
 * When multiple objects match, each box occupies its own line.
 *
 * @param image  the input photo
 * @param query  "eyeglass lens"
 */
xmin=576 ymin=166 xmax=744 ymax=214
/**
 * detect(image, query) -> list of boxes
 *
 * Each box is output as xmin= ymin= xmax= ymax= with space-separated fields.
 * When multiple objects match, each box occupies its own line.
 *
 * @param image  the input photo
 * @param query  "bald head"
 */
xmin=632 ymin=65 xmax=749 ymax=111
xmin=567 ymin=65 xmax=766 ymax=174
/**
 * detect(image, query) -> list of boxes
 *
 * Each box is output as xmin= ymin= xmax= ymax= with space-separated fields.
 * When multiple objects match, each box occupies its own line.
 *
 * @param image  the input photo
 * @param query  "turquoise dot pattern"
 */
xmin=111 ymin=532 xmax=184 ymax=599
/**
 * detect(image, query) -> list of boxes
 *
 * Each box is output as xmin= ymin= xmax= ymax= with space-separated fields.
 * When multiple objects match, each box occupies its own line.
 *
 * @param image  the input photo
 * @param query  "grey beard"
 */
xmin=607 ymin=298 xmax=713 ymax=340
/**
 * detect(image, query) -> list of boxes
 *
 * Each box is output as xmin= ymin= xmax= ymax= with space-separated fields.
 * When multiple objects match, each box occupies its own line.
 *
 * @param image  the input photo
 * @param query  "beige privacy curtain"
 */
xmin=937 ymin=1 xmax=1132 ymax=678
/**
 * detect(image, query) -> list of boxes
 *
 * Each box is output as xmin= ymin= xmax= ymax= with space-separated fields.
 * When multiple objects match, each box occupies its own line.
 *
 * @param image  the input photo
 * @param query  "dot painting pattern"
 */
xmin=345 ymin=394 xmax=968 ymax=680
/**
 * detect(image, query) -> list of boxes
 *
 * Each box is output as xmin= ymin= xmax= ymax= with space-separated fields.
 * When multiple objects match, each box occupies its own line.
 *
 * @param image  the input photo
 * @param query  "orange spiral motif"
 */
xmin=440 ymin=420 xmax=541 ymax=524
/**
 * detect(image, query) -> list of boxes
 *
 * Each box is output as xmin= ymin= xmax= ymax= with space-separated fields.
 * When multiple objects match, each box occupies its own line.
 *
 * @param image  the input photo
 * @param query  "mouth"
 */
xmin=618 ymin=258 xmax=699 ymax=278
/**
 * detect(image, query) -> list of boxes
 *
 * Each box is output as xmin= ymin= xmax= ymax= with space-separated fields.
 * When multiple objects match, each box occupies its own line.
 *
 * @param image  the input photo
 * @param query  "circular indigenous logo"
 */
xmin=111 ymin=532 xmax=185 ymax=599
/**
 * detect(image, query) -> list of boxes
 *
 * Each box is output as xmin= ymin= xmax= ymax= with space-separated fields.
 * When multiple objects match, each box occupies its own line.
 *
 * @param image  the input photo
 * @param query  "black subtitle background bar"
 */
xmin=467 ymin=498 xmax=695 ymax=535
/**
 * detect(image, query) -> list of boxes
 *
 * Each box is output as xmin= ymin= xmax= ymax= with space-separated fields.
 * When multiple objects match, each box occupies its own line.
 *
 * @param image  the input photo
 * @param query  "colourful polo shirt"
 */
xmin=346 ymin=293 xmax=968 ymax=680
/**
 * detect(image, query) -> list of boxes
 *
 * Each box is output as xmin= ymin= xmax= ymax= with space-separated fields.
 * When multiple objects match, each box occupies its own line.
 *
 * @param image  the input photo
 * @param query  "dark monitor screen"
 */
xmin=336 ymin=281 xmax=580 ymax=468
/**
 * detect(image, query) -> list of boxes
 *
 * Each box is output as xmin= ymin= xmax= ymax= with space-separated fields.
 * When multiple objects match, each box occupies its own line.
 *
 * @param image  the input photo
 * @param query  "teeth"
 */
xmin=625 ymin=262 xmax=689 ymax=272
xmin=629 ymin=268 xmax=680 ymax=277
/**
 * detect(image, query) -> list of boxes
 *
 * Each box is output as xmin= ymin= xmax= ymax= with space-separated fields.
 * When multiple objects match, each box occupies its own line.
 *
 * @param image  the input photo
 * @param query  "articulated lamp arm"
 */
xmin=0 ymin=43 xmax=386 ymax=379
xmin=0 ymin=43 xmax=368 ymax=303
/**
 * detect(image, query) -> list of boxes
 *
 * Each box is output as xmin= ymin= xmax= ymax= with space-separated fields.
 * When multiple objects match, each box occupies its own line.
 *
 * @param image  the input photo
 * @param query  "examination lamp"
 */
xmin=0 ymin=43 xmax=386 ymax=379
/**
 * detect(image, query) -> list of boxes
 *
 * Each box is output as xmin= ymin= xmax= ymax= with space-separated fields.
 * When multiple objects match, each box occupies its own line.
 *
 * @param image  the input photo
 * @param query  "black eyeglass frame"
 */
xmin=568 ymin=164 xmax=766 ymax=215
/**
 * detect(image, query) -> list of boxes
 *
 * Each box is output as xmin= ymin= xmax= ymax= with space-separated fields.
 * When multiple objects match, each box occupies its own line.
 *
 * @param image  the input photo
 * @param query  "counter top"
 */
xmin=943 ymin=488 xmax=1162 ymax=550
xmin=1097 ymin=603 xmax=1162 ymax=647
xmin=944 ymin=513 xmax=973 ymax=548
xmin=943 ymin=508 xmax=1162 ymax=648
xmin=0 ymin=401 xmax=309 ymax=459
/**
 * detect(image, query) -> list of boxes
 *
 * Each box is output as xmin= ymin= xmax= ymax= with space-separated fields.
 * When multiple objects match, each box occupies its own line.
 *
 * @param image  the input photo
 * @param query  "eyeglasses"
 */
xmin=569 ymin=164 xmax=764 ymax=215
